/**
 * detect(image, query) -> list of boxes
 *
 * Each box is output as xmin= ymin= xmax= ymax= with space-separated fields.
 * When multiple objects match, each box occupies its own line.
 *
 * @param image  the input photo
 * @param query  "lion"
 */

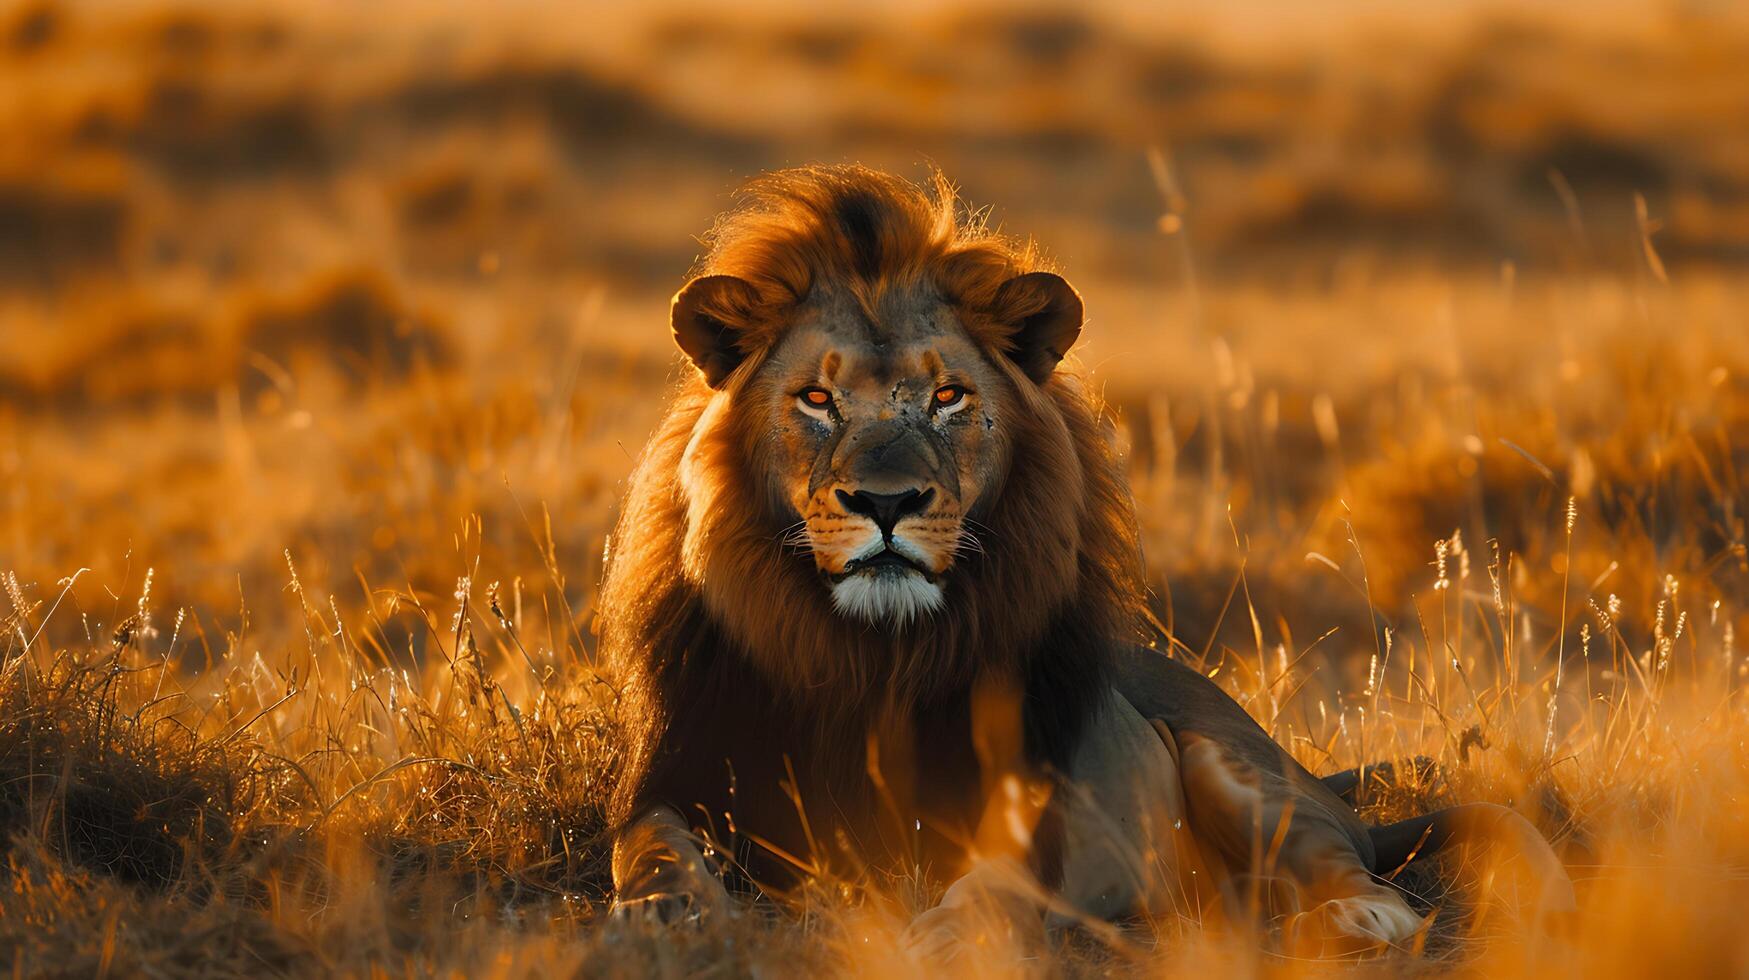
xmin=600 ymin=164 xmax=1574 ymax=956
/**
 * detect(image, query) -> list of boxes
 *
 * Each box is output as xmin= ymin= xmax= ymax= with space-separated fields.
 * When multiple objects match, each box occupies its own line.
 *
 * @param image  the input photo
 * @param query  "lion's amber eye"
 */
xmin=799 ymin=387 xmax=833 ymax=410
xmin=933 ymin=385 xmax=967 ymax=409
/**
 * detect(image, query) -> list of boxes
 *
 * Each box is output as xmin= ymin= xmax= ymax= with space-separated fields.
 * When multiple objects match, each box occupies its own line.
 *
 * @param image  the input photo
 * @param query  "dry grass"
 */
xmin=4 ymin=1 xmax=1749 ymax=976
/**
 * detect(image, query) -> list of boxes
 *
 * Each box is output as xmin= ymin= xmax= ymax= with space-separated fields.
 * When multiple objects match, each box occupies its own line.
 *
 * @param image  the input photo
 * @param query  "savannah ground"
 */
xmin=2 ymin=1 xmax=1748 ymax=975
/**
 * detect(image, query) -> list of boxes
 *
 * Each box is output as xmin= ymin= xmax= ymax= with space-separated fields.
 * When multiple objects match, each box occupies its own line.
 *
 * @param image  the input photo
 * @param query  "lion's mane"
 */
xmin=601 ymin=166 xmax=1148 ymax=844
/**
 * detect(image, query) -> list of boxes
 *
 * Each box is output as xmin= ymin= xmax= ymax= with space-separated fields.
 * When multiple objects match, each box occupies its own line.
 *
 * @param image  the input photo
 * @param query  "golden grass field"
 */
xmin=2 ymin=1 xmax=1748 ymax=975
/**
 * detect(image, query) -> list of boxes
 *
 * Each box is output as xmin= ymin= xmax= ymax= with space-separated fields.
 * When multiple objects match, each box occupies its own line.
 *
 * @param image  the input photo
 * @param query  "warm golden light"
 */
xmin=1 ymin=0 xmax=1745 ymax=975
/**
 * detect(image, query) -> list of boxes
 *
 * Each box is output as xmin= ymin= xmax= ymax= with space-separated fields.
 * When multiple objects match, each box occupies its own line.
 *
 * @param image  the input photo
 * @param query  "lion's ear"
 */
xmin=672 ymin=274 xmax=762 ymax=388
xmin=993 ymin=271 xmax=1082 ymax=384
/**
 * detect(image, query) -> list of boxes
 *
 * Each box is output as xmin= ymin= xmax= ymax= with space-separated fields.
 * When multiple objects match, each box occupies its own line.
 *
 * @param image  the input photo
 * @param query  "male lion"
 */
xmin=601 ymin=165 xmax=1573 ymax=955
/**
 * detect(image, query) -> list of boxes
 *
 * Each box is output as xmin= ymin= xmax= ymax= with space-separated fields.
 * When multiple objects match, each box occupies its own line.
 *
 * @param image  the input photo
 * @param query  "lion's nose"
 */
xmin=835 ymin=487 xmax=933 ymax=537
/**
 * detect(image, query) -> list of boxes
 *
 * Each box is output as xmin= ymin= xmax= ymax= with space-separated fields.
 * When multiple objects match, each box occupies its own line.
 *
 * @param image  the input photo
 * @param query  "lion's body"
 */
xmin=601 ymin=371 xmax=1128 ymax=891
xmin=601 ymin=165 xmax=1573 ymax=955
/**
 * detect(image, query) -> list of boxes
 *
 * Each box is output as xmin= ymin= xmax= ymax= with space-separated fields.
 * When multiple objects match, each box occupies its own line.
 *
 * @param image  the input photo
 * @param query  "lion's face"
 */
xmin=752 ymin=288 xmax=1011 ymax=625
xmin=606 ymin=167 xmax=1142 ymax=713
xmin=670 ymin=265 xmax=1083 ymax=631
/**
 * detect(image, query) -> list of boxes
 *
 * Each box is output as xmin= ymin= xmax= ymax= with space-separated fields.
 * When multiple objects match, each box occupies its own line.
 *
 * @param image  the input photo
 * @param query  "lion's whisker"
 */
xmin=963 ymin=517 xmax=999 ymax=542
xmin=953 ymin=527 xmax=986 ymax=558
xmin=774 ymin=520 xmax=817 ymax=553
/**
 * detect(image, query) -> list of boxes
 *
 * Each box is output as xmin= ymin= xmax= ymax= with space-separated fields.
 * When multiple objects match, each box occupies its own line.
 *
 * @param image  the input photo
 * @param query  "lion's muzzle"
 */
xmin=807 ymin=480 xmax=966 ymax=626
xmin=835 ymin=487 xmax=934 ymax=537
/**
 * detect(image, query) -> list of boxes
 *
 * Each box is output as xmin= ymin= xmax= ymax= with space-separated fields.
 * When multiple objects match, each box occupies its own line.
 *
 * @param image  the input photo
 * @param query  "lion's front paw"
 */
xmin=608 ymin=889 xmax=718 ymax=928
xmin=901 ymin=905 xmax=968 ymax=964
xmin=1284 ymin=889 xmax=1424 ymax=956
xmin=901 ymin=901 xmax=1041 ymax=966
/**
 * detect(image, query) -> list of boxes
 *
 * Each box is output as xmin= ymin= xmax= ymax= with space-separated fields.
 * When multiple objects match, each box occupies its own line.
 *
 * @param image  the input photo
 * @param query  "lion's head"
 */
xmin=602 ymin=165 xmax=1143 ymax=707
xmin=673 ymin=258 xmax=1082 ymax=626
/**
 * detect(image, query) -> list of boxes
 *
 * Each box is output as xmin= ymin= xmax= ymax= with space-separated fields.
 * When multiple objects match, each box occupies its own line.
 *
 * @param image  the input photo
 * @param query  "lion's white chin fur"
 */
xmin=830 ymin=570 xmax=943 ymax=626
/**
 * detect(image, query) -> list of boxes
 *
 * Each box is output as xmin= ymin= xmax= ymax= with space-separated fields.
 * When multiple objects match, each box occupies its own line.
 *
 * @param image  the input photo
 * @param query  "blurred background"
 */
xmin=2 ymin=0 xmax=1745 ymax=672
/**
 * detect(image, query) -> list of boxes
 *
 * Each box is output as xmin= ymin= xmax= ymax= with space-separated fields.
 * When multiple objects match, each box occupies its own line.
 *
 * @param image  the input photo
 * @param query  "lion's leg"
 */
xmin=1370 ymin=803 xmax=1576 ymax=917
xmin=902 ymin=690 xmax=1193 ymax=960
xmin=610 ymin=804 xmax=731 ymax=923
xmin=1176 ymin=732 xmax=1422 ymax=954
xmin=901 ymin=856 xmax=1049 ymax=964
xmin=1272 ymin=833 xmax=1426 ymax=955
xmin=1048 ymin=692 xmax=1194 ymax=922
